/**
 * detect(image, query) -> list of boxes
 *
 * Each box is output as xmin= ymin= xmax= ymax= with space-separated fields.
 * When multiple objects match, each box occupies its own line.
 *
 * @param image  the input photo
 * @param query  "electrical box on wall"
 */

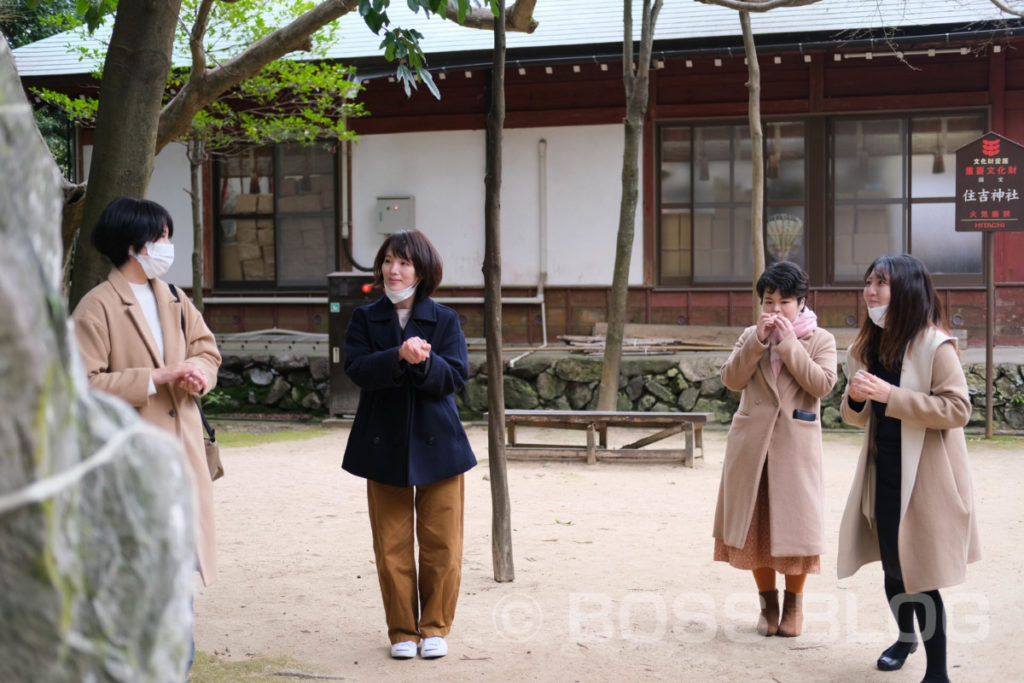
xmin=376 ymin=196 xmax=415 ymax=234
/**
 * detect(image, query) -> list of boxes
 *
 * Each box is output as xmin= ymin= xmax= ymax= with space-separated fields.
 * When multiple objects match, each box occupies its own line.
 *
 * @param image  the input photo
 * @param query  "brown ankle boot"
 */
xmin=777 ymin=590 xmax=803 ymax=637
xmin=756 ymin=589 xmax=780 ymax=636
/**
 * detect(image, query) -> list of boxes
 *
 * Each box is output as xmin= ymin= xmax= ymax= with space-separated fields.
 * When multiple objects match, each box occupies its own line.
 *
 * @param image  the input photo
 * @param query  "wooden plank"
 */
xmin=621 ymin=423 xmax=684 ymax=449
xmin=586 ymin=423 xmax=597 ymax=465
xmin=505 ymin=447 xmax=590 ymax=462
xmin=505 ymin=446 xmax=692 ymax=467
xmin=502 ymin=410 xmax=710 ymax=426
xmin=596 ymin=449 xmax=691 ymax=467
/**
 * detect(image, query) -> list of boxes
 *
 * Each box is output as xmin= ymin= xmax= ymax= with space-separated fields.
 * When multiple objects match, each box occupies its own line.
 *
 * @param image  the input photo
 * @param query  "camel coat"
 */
xmin=72 ymin=268 xmax=221 ymax=585
xmin=713 ymin=326 xmax=837 ymax=557
xmin=838 ymin=328 xmax=981 ymax=593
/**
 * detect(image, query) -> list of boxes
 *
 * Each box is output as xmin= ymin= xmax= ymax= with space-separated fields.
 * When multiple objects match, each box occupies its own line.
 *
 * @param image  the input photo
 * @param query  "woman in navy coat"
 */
xmin=342 ymin=230 xmax=476 ymax=660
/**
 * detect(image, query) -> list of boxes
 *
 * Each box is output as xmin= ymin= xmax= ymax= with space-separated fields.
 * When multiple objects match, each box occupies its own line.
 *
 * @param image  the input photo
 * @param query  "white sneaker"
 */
xmin=390 ymin=641 xmax=417 ymax=659
xmin=420 ymin=636 xmax=448 ymax=659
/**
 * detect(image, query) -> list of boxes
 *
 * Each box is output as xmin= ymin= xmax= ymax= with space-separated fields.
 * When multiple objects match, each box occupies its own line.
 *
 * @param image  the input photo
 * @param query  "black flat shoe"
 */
xmin=920 ymin=675 xmax=950 ymax=683
xmin=876 ymin=640 xmax=918 ymax=671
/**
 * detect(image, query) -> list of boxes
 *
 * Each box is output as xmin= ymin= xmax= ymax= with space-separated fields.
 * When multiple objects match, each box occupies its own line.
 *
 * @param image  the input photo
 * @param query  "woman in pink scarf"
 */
xmin=713 ymin=261 xmax=837 ymax=638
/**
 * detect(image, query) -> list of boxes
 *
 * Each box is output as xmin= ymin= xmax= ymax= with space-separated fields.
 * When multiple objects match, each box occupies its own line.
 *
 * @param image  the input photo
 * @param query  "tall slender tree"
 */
xmin=483 ymin=1 xmax=514 ymax=583
xmin=697 ymin=0 xmax=824 ymax=320
xmin=597 ymin=0 xmax=663 ymax=412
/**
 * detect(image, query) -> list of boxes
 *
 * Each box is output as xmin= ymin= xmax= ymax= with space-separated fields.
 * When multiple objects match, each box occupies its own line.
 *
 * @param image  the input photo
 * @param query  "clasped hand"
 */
xmin=153 ymin=361 xmax=208 ymax=395
xmin=399 ymin=336 xmax=432 ymax=365
xmin=848 ymin=369 xmax=892 ymax=404
xmin=756 ymin=312 xmax=794 ymax=343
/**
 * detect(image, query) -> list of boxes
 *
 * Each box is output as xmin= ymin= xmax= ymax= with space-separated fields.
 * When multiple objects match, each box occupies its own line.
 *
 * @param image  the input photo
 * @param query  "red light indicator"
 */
xmin=361 ymin=283 xmax=373 ymax=294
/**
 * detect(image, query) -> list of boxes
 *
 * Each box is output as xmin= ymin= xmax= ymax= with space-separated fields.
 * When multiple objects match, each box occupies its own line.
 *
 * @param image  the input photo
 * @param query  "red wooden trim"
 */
xmin=809 ymin=55 xmax=825 ymax=112
xmin=351 ymin=114 xmax=485 ymax=135
xmin=820 ymin=92 xmax=989 ymax=113
xmin=1007 ymin=91 xmax=1024 ymax=110
xmin=506 ymin=108 xmax=626 ymax=128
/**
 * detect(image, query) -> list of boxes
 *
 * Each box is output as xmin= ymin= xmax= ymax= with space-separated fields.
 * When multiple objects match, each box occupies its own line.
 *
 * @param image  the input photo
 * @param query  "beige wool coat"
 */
xmin=72 ymin=268 xmax=222 ymax=585
xmin=713 ymin=326 xmax=838 ymax=557
xmin=837 ymin=327 xmax=981 ymax=593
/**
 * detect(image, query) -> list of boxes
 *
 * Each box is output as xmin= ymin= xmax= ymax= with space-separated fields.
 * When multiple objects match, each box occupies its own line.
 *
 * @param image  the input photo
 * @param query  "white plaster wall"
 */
xmin=350 ymin=124 xmax=643 ymax=287
xmin=83 ymin=142 xmax=197 ymax=287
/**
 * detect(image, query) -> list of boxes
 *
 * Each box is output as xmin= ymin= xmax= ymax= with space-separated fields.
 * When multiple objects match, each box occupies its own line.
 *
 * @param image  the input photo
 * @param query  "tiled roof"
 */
xmin=12 ymin=0 xmax=1022 ymax=77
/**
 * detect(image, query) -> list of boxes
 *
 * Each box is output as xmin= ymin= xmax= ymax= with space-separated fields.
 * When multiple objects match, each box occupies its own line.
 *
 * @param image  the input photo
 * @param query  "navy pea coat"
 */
xmin=341 ymin=295 xmax=476 ymax=487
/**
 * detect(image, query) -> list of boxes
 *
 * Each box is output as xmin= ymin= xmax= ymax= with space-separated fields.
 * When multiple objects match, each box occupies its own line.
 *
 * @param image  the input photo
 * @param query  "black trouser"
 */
xmin=876 ymin=453 xmax=947 ymax=680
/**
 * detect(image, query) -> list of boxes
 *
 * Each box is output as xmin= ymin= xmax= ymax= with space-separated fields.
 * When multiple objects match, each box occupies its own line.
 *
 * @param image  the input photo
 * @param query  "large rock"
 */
xmin=619 ymin=357 xmax=677 ymax=376
xmin=535 ymin=370 xmax=565 ymax=401
xmin=309 ymin=357 xmax=330 ymax=382
xmin=644 ymin=378 xmax=676 ymax=404
xmin=624 ymin=375 xmax=644 ymax=401
xmin=507 ymin=352 xmax=556 ymax=379
xmin=0 ymin=39 xmax=192 ymax=681
xmin=503 ymin=375 xmax=540 ymax=409
xmin=677 ymin=387 xmax=700 ymax=411
xmin=263 ymin=377 xmax=292 ymax=405
xmin=554 ymin=356 xmax=603 ymax=383
xmin=460 ymin=377 xmax=489 ymax=414
xmin=565 ymin=381 xmax=594 ymax=409
xmin=246 ymin=366 xmax=274 ymax=386
xmin=677 ymin=355 xmax=724 ymax=383
xmin=270 ymin=353 xmax=309 ymax=372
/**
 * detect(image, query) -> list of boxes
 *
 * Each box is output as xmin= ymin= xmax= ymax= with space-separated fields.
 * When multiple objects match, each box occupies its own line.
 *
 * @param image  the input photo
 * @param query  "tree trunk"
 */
xmin=188 ymin=137 xmax=205 ymax=312
xmin=598 ymin=113 xmax=643 ymax=411
xmin=597 ymin=0 xmax=662 ymax=411
xmin=68 ymin=0 xmax=184 ymax=310
xmin=484 ymin=3 xmax=514 ymax=583
xmin=741 ymin=10 xmax=766 ymax=322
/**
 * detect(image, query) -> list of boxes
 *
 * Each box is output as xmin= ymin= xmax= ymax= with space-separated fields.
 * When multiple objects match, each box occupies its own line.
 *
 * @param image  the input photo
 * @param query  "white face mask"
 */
xmin=868 ymin=304 xmax=888 ymax=328
xmin=384 ymin=280 xmax=418 ymax=304
xmin=134 ymin=241 xmax=174 ymax=279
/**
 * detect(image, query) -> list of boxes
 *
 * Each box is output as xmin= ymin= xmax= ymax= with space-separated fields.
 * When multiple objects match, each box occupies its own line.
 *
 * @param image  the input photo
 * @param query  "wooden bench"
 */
xmin=500 ymin=410 xmax=711 ymax=467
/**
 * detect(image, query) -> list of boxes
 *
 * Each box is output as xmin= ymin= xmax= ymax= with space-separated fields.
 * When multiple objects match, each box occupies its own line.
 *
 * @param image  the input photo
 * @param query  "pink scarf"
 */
xmin=769 ymin=306 xmax=818 ymax=379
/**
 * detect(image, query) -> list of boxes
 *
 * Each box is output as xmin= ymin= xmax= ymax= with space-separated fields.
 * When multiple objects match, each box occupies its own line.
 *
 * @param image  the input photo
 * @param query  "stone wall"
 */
xmin=207 ymin=354 xmax=331 ymax=414
xmin=204 ymin=351 xmax=1024 ymax=433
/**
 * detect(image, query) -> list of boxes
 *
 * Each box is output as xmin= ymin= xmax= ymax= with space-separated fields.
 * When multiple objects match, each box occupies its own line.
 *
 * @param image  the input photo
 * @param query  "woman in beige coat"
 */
xmin=838 ymin=254 xmax=979 ymax=683
xmin=72 ymin=197 xmax=221 ymax=673
xmin=713 ymin=261 xmax=837 ymax=638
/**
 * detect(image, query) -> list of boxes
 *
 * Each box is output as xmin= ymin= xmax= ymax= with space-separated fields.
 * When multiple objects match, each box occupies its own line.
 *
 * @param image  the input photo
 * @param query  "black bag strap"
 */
xmin=169 ymin=284 xmax=216 ymax=444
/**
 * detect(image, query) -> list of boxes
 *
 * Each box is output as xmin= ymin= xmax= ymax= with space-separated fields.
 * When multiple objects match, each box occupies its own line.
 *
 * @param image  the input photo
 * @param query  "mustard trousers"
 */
xmin=366 ymin=473 xmax=465 ymax=644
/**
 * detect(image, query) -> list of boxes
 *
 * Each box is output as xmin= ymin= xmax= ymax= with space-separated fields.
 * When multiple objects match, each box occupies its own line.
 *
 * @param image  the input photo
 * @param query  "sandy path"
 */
xmin=195 ymin=426 xmax=1022 ymax=681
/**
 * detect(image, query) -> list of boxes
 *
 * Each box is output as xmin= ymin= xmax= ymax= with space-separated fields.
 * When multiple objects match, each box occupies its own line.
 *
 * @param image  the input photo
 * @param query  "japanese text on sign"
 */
xmin=955 ymin=133 xmax=1024 ymax=232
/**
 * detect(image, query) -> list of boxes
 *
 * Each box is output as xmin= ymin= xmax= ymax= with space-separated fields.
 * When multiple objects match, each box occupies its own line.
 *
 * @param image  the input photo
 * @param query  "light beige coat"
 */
xmin=72 ymin=268 xmax=221 ymax=585
xmin=713 ymin=326 xmax=837 ymax=557
xmin=838 ymin=327 xmax=981 ymax=593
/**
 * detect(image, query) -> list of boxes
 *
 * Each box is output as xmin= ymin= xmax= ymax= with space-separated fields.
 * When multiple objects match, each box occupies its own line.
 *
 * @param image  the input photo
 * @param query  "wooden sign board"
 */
xmin=955 ymin=132 xmax=1024 ymax=232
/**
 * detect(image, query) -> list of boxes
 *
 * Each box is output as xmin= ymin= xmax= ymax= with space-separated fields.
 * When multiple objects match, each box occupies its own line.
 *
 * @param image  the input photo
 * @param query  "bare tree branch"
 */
xmin=157 ymin=0 xmax=541 ymax=151
xmin=157 ymin=0 xmax=360 ymax=150
xmin=989 ymin=0 xmax=1023 ymax=17
xmin=444 ymin=0 xmax=539 ymax=33
xmin=696 ymin=0 xmax=822 ymax=11
xmin=185 ymin=0 xmax=216 ymax=86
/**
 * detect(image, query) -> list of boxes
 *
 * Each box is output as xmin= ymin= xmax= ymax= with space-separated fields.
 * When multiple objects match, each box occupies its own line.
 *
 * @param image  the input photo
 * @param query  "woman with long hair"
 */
xmin=838 ymin=254 xmax=980 ymax=682
xmin=713 ymin=260 xmax=837 ymax=638
xmin=342 ymin=229 xmax=476 ymax=660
